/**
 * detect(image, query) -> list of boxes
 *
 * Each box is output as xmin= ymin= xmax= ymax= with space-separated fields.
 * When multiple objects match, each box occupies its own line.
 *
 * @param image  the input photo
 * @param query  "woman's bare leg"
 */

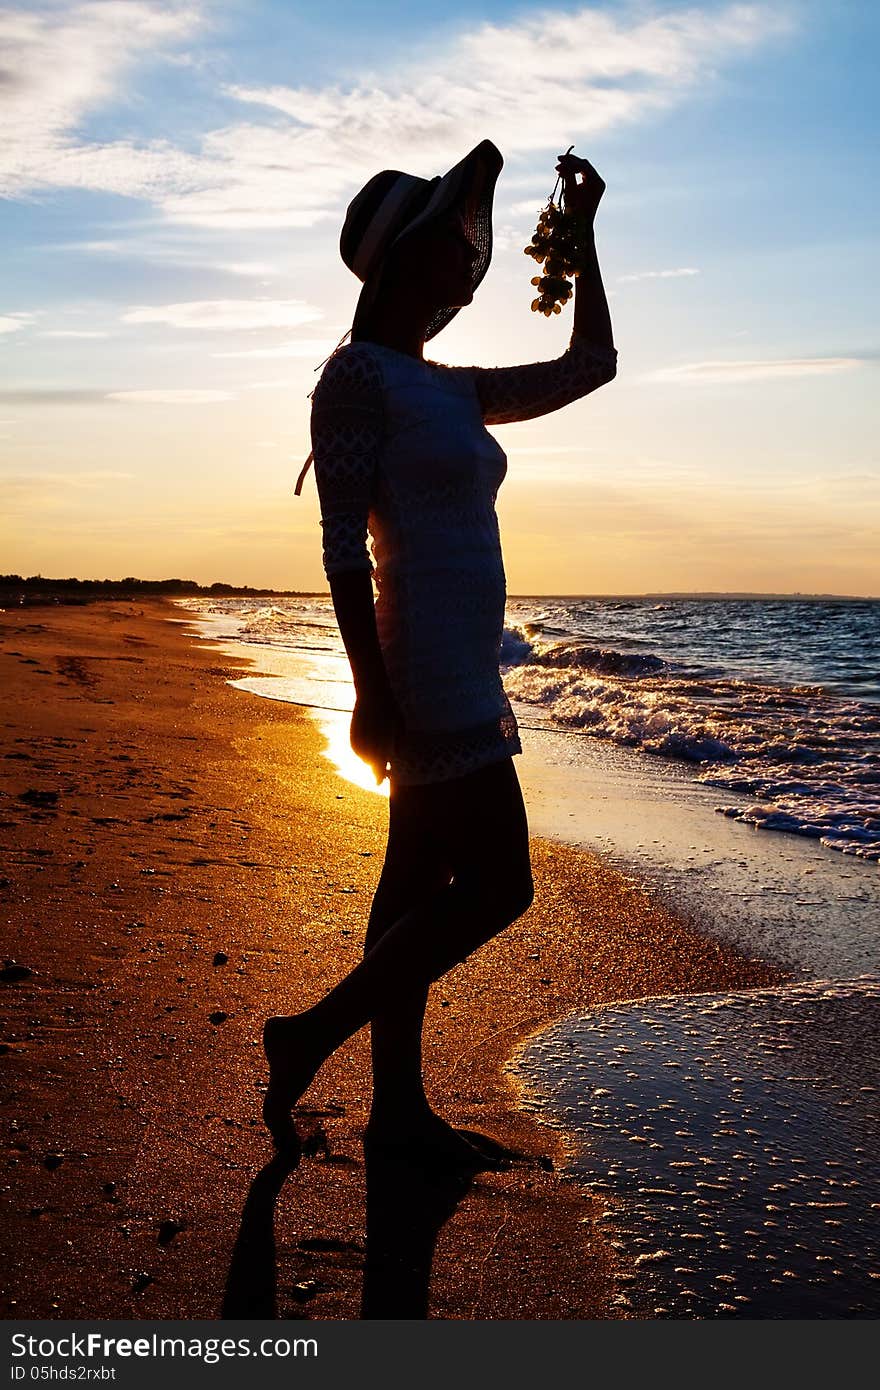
xmin=362 ymin=788 xmax=453 ymax=1126
xmin=263 ymin=757 xmax=533 ymax=1143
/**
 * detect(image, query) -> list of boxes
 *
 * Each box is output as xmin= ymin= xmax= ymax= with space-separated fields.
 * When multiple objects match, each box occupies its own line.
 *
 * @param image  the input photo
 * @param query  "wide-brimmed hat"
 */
xmin=342 ymin=137 xmax=503 ymax=343
xmin=294 ymin=138 xmax=502 ymax=497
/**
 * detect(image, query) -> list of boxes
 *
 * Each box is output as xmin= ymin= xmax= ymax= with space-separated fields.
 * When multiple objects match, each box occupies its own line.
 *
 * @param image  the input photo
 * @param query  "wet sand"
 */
xmin=511 ymin=978 xmax=880 ymax=1317
xmin=0 ymin=599 xmax=782 ymax=1320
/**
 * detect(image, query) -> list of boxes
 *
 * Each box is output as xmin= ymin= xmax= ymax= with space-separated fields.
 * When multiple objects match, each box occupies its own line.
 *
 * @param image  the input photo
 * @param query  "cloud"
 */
xmin=1 ymin=384 xmax=232 ymax=409
xmin=0 ymin=469 xmax=134 ymax=498
xmin=1 ymin=2 xmax=797 ymax=228
xmin=196 ymin=3 xmax=794 ymax=229
xmin=106 ymin=388 xmax=235 ymax=403
xmin=45 ymin=237 xmax=278 ymax=279
xmin=121 ymin=299 xmax=323 ymax=330
xmin=0 ymin=388 xmax=108 ymax=404
xmin=213 ymin=337 xmax=338 ymax=360
xmin=0 ymin=312 xmax=35 ymax=335
xmin=507 ymin=198 xmax=553 ymax=219
xmin=646 ymin=356 xmax=866 ymax=383
xmin=0 ymin=1 xmax=203 ymax=198
xmin=214 ymin=261 xmax=277 ymax=278
xmin=40 ymin=329 xmax=111 ymax=339
xmin=617 ymin=267 xmax=701 ymax=283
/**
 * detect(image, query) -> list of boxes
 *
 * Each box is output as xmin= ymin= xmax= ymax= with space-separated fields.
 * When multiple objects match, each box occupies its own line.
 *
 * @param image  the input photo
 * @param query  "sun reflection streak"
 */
xmin=310 ymin=708 xmax=390 ymax=798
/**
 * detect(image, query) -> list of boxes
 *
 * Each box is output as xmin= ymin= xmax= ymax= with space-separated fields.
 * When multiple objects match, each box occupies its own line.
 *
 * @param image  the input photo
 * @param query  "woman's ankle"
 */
xmin=368 ymin=1091 xmax=433 ymax=1125
xmin=267 ymin=1006 xmax=337 ymax=1059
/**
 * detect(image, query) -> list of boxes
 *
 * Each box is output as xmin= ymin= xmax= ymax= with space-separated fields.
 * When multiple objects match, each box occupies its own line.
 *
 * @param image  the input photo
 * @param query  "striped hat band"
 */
xmin=341 ymin=169 xmax=452 ymax=283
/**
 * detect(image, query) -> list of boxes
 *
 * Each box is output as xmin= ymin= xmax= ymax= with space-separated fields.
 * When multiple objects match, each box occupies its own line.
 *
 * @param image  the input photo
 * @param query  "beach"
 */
xmin=0 ymin=597 xmax=789 ymax=1320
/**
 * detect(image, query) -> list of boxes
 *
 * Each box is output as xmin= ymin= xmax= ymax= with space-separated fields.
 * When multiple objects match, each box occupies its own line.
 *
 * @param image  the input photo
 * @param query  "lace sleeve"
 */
xmin=470 ymin=330 xmax=618 ymax=425
xmin=310 ymin=345 xmax=384 ymax=577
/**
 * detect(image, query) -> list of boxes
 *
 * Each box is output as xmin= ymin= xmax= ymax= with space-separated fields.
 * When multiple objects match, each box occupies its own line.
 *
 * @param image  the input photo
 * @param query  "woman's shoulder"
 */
xmin=312 ymin=340 xmax=386 ymax=409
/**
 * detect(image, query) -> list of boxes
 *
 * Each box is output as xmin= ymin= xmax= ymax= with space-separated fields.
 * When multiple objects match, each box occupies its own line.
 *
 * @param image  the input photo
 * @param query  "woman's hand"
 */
xmin=350 ymin=683 xmax=405 ymax=785
xmin=555 ymin=150 xmax=605 ymax=223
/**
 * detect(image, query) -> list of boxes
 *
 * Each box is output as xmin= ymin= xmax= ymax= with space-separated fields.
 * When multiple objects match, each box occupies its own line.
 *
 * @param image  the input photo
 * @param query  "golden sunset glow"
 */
xmin=1 ymin=1 xmax=876 ymax=598
xmin=312 ymin=708 xmax=391 ymax=798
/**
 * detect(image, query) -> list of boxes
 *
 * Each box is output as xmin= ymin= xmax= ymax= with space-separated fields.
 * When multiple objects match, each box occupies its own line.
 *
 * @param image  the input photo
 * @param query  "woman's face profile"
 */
xmin=387 ymin=209 xmax=479 ymax=312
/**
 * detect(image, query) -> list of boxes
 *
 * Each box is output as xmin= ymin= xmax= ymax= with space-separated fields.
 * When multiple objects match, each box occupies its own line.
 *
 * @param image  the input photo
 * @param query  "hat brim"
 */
xmin=351 ymin=139 xmax=503 ymax=342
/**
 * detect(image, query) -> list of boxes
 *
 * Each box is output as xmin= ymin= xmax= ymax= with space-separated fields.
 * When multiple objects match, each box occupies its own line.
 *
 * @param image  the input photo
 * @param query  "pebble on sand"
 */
xmin=1 ymin=961 xmax=34 ymax=983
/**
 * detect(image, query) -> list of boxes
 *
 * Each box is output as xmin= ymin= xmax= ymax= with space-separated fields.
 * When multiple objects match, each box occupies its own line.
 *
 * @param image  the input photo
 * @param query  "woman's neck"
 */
xmin=358 ymin=330 xmax=424 ymax=360
xmin=356 ymin=292 xmax=432 ymax=361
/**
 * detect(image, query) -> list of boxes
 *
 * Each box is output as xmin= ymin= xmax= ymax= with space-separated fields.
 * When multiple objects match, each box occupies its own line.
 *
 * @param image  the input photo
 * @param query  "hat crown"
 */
xmin=340 ymin=169 xmax=440 ymax=284
xmin=343 ymin=139 xmax=503 ymax=343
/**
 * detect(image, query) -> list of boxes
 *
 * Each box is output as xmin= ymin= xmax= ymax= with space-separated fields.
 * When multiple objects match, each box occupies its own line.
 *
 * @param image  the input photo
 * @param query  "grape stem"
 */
xmin=550 ymin=144 xmax=575 ymax=208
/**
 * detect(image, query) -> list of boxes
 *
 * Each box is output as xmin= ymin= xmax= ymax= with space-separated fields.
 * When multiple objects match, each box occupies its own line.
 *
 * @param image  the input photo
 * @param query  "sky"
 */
xmin=1 ymin=0 xmax=878 ymax=597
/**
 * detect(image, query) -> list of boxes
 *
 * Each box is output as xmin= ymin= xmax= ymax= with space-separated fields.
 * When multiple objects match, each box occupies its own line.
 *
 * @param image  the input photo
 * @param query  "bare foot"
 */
xmin=364 ymin=1107 xmax=511 ymax=1171
xmin=262 ymin=1014 xmax=325 ymax=1148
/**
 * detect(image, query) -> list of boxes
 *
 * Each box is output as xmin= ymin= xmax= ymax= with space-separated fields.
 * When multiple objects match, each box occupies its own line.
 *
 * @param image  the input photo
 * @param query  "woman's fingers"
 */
xmin=556 ymin=152 xmax=601 ymax=189
xmin=350 ymin=692 xmax=402 ymax=785
xmin=554 ymin=150 xmax=605 ymax=217
xmin=353 ymin=731 xmax=391 ymax=783
xmin=557 ymin=150 xmax=594 ymax=171
xmin=556 ymin=154 xmax=590 ymax=204
xmin=556 ymin=158 xmax=583 ymax=185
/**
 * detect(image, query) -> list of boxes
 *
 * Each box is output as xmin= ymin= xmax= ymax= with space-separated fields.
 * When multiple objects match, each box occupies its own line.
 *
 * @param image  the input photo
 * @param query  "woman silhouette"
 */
xmin=265 ymin=140 xmax=617 ymax=1164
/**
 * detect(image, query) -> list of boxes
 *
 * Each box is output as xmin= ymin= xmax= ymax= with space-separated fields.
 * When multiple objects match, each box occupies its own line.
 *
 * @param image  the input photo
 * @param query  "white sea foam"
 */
xmin=499 ymin=616 xmax=880 ymax=861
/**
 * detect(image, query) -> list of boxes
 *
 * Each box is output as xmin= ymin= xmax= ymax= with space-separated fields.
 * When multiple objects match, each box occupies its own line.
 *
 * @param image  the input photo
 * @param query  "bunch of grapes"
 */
xmin=524 ymin=149 xmax=592 ymax=316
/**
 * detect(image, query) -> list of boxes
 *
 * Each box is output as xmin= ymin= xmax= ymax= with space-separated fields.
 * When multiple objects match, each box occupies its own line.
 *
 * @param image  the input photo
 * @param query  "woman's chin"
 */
xmin=432 ymin=286 xmax=473 ymax=315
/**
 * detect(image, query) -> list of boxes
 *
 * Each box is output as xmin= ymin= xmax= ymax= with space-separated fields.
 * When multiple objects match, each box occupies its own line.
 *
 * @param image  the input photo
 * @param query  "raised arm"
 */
xmin=472 ymin=150 xmax=617 ymax=425
xmin=470 ymin=330 xmax=617 ymax=425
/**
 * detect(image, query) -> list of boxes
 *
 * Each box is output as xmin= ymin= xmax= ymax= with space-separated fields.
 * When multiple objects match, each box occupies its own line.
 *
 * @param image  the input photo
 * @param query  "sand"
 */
xmin=0 ymin=599 xmax=784 ymax=1320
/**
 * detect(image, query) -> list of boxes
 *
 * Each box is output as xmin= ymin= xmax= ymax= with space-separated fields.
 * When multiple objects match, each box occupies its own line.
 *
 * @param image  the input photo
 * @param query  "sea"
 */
xmin=176 ymin=592 xmax=880 ymax=1317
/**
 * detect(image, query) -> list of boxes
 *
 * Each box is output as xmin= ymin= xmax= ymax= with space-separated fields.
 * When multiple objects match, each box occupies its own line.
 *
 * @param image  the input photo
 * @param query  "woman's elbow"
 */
xmin=596 ymin=359 xmax=617 ymax=390
xmin=579 ymin=355 xmax=617 ymax=398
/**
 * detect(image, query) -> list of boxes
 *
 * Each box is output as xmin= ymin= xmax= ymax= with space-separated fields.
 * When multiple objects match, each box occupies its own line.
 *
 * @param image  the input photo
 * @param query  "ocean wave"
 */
xmin=501 ymin=625 xmax=668 ymax=678
xmin=182 ymin=595 xmax=880 ymax=861
xmin=715 ymin=803 xmax=880 ymax=858
xmin=501 ymin=637 xmax=880 ymax=861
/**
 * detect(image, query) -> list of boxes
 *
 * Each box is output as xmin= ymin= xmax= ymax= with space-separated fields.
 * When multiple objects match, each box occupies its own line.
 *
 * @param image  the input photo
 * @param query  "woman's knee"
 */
xmin=364 ymin=851 xmax=453 ymax=950
xmin=505 ymin=869 xmax=535 ymax=920
xmin=455 ymin=860 xmax=534 ymax=924
xmin=382 ymin=757 xmax=533 ymax=927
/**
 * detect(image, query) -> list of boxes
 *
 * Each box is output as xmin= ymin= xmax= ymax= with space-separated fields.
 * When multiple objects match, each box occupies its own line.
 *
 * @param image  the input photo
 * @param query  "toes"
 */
xmin=455 ymin=1128 xmax=524 ymax=1162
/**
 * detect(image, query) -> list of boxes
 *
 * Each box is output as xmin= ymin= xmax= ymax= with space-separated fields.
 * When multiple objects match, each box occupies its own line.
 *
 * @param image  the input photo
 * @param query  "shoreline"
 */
xmin=175 ymin=596 xmax=879 ymax=981
xmin=1 ymin=598 xmax=784 ymax=1319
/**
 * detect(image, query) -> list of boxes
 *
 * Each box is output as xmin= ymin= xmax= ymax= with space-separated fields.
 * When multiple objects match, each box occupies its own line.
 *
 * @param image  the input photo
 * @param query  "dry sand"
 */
xmin=0 ymin=599 xmax=784 ymax=1320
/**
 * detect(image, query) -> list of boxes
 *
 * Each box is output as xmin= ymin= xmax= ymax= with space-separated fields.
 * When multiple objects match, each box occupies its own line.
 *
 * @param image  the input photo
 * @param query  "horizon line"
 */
xmin=3 ymin=577 xmax=878 ymax=602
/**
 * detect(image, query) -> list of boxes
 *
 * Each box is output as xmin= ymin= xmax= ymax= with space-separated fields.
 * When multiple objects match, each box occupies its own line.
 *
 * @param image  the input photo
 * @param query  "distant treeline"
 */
xmin=0 ymin=575 xmax=319 ymax=605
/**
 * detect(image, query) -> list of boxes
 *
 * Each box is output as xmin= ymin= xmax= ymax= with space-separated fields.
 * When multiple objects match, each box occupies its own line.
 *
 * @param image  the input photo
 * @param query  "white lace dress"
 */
xmin=310 ymin=329 xmax=618 ymax=785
